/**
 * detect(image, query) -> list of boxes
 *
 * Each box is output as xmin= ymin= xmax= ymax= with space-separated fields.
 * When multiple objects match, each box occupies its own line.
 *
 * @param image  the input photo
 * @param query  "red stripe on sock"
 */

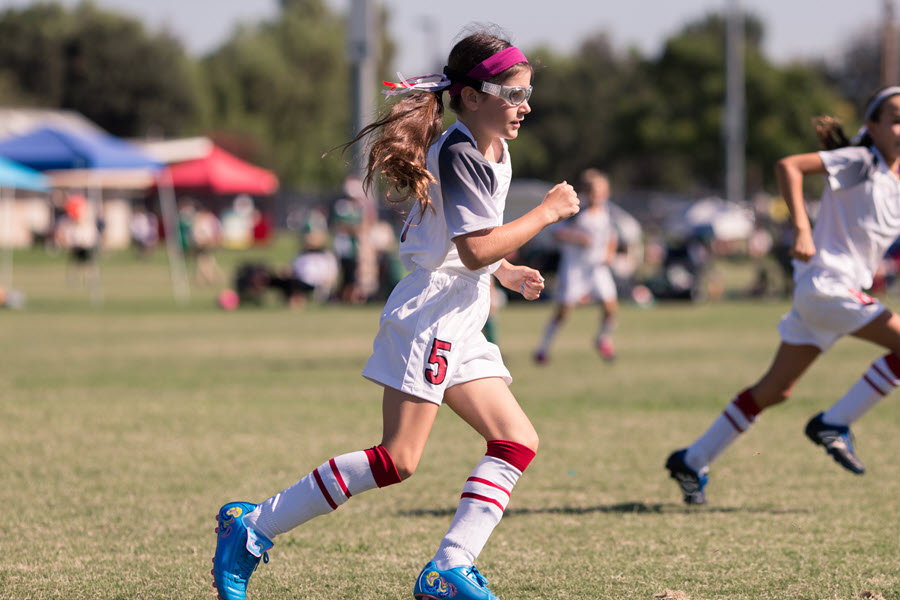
xmin=466 ymin=476 xmax=511 ymax=498
xmin=734 ymin=389 xmax=761 ymax=419
xmin=884 ymin=353 xmax=900 ymax=378
xmin=313 ymin=467 xmax=338 ymax=510
xmin=486 ymin=440 xmax=535 ymax=472
xmin=365 ymin=445 xmax=402 ymax=488
xmin=863 ymin=374 xmax=888 ymax=396
xmin=460 ymin=492 xmax=505 ymax=512
xmin=723 ymin=410 xmax=744 ymax=433
xmin=329 ymin=458 xmax=351 ymax=499
xmin=872 ymin=362 xmax=898 ymax=390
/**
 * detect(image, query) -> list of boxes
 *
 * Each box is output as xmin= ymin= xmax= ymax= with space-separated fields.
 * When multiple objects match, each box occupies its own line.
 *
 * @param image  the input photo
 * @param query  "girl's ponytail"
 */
xmin=813 ymin=115 xmax=851 ymax=150
xmin=333 ymin=90 xmax=444 ymax=216
xmin=363 ymin=92 xmax=445 ymax=211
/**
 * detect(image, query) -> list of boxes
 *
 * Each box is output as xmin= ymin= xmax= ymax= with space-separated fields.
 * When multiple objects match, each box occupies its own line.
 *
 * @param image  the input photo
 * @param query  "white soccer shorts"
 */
xmin=777 ymin=267 xmax=886 ymax=351
xmin=556 ymin=262 xmax=618 ymax=306
xmin=362 ymin=268 xmax=512 ymax=405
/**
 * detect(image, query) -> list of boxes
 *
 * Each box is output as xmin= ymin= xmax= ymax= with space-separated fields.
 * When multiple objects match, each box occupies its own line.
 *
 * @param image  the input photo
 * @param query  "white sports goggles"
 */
xmin=479 ymin=82 xmax=533 ymax=106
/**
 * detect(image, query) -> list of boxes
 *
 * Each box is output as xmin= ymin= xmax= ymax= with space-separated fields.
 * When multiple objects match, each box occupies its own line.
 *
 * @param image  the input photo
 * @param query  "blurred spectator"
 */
xmin=227 ymin=231 xmax=339 ymax=310
xmin=177 ymin=198 xmax=195 ymax=255
xmin=129 ymin=204 xmax=159 ymax=258
xmin=368 ymin=219 xmax=405 ymax=301
xmin=748 ymin=194 xmax=794 ymax=299
xmin=289 ymin=230 xmax=339 ymax=306
xmin=235 ymin=262 xmax=272 ymax=306
xmin=221 ymin=194 xmax=256 ymax=249
xmin=643 ymin=232 xmax=716 ymax=302
xmin=330 ymin=175 xmax=366 ymax=303
xmin=252 ymin=209 xmax=274 ymax=245
xmin=192 ymin=207 xmax=224 ymax=285
xmin=58 ymin=193 xmax=100 ymax=287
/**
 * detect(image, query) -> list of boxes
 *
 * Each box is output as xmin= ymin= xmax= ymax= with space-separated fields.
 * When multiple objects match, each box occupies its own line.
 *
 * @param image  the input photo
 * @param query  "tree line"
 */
xmin=0 ymin=0 xmax=883 ymax=197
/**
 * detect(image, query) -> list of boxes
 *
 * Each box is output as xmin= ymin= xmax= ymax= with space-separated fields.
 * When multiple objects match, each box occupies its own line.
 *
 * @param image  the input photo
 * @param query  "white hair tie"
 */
xmin=381 ymin=73 xmax=451 ymax=98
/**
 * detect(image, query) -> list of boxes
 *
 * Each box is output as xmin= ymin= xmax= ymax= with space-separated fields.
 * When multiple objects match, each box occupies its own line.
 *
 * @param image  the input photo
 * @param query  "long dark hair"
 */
xmin=340 ymin=29 xmax=529 ymax=216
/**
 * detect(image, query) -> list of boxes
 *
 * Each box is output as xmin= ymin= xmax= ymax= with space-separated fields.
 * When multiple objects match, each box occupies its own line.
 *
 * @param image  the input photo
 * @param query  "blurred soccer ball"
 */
xmin=217 ymin=289 xmax=240 ymax=311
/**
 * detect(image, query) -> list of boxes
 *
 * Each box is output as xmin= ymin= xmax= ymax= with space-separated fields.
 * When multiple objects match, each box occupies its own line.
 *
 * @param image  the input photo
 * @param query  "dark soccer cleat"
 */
xmin=804 ymin=412 xmax=865 ymax=475
xmin=665 ymin=449 xmax=708 ymax=505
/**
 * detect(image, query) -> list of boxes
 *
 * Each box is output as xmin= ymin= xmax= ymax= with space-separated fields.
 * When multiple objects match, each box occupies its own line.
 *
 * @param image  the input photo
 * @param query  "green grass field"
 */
xmin=1 ymin=247 xmax=898 ymax=600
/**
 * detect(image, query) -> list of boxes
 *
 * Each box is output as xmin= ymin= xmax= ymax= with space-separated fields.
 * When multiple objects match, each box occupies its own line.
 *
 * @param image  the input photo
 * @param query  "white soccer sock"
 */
xmin=243 ymin=445 xmax=400 ymax=541
xmin=432 ymin=441 xmax=535 ymax=570
xmin=685 ymin=389 xmax=761 ymax=472
xmin=823 ymin=354 xmax=900 ymax=425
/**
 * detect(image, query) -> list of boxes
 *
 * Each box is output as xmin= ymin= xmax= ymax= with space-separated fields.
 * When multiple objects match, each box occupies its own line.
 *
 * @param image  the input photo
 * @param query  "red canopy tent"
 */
xmin=160 ymin=145 xmax=278 ymax=195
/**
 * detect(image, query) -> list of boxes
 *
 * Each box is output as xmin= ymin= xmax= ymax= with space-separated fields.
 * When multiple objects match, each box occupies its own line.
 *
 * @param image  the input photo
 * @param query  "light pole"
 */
xmin=348 ymin=0 xmax=376 ymax=178
xmin=883 ymin=0 xmax=899 ymax=86
xmin=724 ymin=0 xmax=745 ymax=205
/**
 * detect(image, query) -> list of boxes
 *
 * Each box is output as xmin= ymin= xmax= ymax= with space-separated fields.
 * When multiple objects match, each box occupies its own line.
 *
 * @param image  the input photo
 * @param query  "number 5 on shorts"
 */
xmin=425 ymin=338 xmax=452 ymax=385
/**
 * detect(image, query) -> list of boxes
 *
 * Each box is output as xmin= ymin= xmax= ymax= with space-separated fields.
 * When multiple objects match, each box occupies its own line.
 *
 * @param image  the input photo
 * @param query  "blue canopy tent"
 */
xmin=0 ymin=155 xmax=49 ymax=192
xmin=0 ymin=126 xmax=163 ymax=171
xmin=0 ymin=126 xmax=189 ymax=305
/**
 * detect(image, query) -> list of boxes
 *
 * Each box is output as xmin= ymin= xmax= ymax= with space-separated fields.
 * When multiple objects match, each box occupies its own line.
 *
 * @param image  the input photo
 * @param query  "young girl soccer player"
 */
xmin=534 ymin=168 xmax=620 ymax=364
xmin=666 ymin=87 xmax=900 ymax=505
xmin=211 ymin=30 xmax=580 ymax=600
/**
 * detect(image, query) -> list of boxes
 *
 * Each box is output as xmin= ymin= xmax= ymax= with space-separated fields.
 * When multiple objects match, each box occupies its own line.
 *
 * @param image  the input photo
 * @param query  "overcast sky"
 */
xmin=0 ymin=0 xmax=888 ymax=72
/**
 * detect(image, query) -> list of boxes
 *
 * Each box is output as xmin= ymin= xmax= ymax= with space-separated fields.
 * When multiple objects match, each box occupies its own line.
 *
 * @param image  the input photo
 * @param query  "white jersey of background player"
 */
xmin=535 ymin=168 xmax=620 ymax=363
xmin=666 ymin=86 xmax=900 ymax=506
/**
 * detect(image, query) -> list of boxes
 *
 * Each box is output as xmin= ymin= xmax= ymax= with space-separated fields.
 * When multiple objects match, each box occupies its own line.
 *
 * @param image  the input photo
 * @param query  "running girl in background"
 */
xmin=666 ymin=87 xmax=900 ymax=505
xmin=211 ymin=28 xmax=579 ymax=600
xmin=534 ymin=169 xmax=620 ymax=364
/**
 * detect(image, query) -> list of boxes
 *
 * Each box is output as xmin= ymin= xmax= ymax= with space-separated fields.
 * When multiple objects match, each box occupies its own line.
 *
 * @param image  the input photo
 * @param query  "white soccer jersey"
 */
xmin=795 ymin=146 xmax=900 ymax=289
xmin=398 ymin=121 xmax=512 ymax=280
xmin=557 ymin=205 xmax=616 ymax=267
xmin=362 ymin=121 xmax=515 ymax=404
xmin=553 ymin=206 xmax=618 ymax=305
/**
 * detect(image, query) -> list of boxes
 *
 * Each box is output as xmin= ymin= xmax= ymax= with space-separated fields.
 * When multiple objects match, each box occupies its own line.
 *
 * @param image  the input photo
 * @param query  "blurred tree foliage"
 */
xmin=201 ymin=0 xmax=369 ymax=190
xmin=0 ymin=3 xmax=861 ymax=197
xmin=821 ymin=25 xmax=884 ymax=115
xmin=521 ymin=13 xmax=846 ymax=194
xmin=0 ymin=2 xmax=197 ymax=138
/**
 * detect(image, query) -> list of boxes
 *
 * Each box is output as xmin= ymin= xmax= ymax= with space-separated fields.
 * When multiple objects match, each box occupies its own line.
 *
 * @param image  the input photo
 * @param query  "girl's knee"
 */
xmin=507 ymin=431 xmax=539 ymax=455
xmin=751 ymin=383 xmax=793 ymax=408
xmin=524 ymin=432 xmax=539 ymax=454
xmin=390 ymin=451 xmax=420 ymax=481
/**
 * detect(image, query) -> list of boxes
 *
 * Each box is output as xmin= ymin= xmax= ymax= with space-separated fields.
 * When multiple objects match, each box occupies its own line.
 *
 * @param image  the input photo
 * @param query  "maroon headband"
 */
xmin=447 ymin=46 xmax=529 ymax=97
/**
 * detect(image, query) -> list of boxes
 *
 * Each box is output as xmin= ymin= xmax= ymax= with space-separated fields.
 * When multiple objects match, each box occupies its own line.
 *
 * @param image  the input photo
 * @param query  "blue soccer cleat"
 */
xmin=665 ymin=449 xmax=708 ymax=505
xmin=804 ymin=412 xmax=865 ymax=475
xmin=212 ymin=502 xmax=273 ymax=600
xmin=413 ymin=561 xmax=498 ymax=600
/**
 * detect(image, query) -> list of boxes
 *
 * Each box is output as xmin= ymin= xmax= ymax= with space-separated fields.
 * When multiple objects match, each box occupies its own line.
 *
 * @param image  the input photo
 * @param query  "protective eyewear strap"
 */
xmin=443 ymin=67 xmax=528 ymax=104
